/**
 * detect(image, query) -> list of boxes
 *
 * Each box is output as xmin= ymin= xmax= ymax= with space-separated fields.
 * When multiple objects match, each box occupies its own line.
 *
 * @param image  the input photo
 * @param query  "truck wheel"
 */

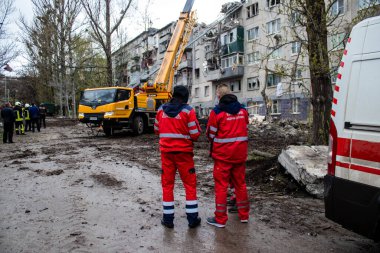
xmin=103 ymin=126 xmax=113 ymax=136
xmin=133 ymin=115 xmax=144 ymax=135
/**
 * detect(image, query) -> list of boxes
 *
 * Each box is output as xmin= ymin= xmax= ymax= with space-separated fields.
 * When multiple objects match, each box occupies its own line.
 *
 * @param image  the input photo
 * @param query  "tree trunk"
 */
xmin=106 ymin=0 xmax=113 ymax=86
xmin=305 ymin=0 xmax=333 ymax=145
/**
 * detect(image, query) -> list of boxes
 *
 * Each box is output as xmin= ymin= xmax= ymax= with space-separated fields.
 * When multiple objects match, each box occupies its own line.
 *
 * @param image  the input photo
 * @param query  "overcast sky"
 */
xmin=6 ymin=0 xmax=233 ymax=75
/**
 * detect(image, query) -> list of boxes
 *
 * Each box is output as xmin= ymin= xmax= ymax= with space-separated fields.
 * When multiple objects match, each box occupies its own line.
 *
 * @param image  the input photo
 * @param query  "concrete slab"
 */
xmin=278 ymin=145 xmax=328 ymax=198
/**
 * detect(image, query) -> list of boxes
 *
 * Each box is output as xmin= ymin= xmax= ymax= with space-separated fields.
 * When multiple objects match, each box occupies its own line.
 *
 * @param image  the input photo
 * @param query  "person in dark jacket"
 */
xmin=1 ymin=102 xmax=15 ymax=143
xmin=154 ymin=85 xmax=202 ymax=229
xmin=29 ymin=103 xmax=40 ymax=132
xmin=38 ymin=104 xmax=47 ymax=128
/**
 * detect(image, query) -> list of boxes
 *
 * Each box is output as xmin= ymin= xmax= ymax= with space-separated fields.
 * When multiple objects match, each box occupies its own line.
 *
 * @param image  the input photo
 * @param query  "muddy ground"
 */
xmin=0 ymin=118 xmax=379 ymax=253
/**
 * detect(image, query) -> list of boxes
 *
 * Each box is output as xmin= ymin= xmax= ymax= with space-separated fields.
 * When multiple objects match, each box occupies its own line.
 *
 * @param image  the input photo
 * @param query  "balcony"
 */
xmin=178 ymin=60 xmax=193 ymax=70
xmin=206 ymin=66 xmax=244 ymax=82
xmin=220 ymin=41 xmax=244 ymax=56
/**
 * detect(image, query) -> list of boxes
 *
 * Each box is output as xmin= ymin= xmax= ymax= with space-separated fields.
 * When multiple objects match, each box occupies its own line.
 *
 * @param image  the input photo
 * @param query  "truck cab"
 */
xmin=324 ymin=16 xmax=380 ymax=241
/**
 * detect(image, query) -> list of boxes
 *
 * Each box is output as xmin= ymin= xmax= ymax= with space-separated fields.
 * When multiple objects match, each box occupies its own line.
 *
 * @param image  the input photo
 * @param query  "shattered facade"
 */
xmin=112 ymin=0 xmax=374 ymax=120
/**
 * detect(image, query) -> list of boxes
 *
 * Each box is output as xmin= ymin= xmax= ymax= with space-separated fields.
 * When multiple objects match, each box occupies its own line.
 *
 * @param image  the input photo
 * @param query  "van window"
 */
xmin=345 ymin=58 xmax=380 ymax=127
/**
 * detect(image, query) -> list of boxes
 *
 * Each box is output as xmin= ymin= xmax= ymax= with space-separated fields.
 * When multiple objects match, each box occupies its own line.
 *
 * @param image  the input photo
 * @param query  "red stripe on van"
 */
xmin=333 ymin=98 xmax=338 ymax=104
xmin=351 ymin=164 xmax=380 ymax=175
xmin=331 ymin=110 xmax=336 ymax=117
xmin=337 ymin=138 xmax=351 ymax=157
xmin=347 ymin=37 xmax=351 ymax=43
xmin=335 ymin=86 xmax=340 ymax=92
xmin=352 ymin=139 xmax=380 ymax=163
xmin=336 ymin=161 xmax=380 ymax=175
xmin=336 ymin=161 xmax=350 ymax=169
xmin=337 ymin=73 xmax=342 ymax=79
xmin=344 ymin=50 xmax=348 ymax=55
xmin=340 ymin=61 xmax=344 ymax=67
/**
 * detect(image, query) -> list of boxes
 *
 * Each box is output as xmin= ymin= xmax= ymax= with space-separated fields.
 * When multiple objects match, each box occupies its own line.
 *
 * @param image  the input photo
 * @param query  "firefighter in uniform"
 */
xmin=154 ymin=85 xmax=202 ymax=229
xmin=14 ymin=102 xmax=25 ymax=135
xmin=24 ymin=104 xmax=31 ymax=131
xmin=206 ymin=84 xmax=250 ymax=228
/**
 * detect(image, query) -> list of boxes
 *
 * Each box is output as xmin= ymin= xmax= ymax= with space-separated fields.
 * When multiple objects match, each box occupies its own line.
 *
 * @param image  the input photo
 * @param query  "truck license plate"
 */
xmin=90 ymin=117 xmax=97 ymax=121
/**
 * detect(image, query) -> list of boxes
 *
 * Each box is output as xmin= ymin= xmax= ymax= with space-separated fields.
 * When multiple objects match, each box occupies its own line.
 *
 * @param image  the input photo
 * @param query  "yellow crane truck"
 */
xmin=78 ymin=0 xmax=196 ymax=136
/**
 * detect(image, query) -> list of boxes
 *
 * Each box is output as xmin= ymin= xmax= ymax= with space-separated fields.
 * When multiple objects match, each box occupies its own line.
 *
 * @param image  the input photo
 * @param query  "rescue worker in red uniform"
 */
xmin=206 ymin=84 xmax=250 ymax=228
xmin=154 ymin=85 xmax=202 ymax=229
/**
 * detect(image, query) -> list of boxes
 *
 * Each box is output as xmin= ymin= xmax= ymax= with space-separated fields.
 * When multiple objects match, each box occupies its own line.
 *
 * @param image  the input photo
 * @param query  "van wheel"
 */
xmin=103 ymin=126 xmax=113 ymax=136
xmin=133 ymin=115 xmax=144 ymax=135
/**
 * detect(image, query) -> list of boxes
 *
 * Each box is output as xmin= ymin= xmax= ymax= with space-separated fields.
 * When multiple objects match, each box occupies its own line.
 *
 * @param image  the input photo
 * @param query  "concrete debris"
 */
xmin=278 ymin=145 xmax=328 ymax=198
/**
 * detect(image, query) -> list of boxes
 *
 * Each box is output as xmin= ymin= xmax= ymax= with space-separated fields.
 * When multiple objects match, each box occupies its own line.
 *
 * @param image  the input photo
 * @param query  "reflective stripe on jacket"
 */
xmin=206 ymin=109 xmax=249 ymax=163
xmin=24 ymin=109 xmax=30 ymax=120
xmin=155 ymin=105 xmax=201 ymax=153
xmin=15 ymin=110 xmax=23 ymax=121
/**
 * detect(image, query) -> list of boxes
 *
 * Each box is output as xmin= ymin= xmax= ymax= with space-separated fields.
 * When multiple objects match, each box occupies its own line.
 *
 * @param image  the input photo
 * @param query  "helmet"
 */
xmin=25 ymin=103 xmax=30 ymax=108
xmin=15 ymin=102 xmax=21 ymax=106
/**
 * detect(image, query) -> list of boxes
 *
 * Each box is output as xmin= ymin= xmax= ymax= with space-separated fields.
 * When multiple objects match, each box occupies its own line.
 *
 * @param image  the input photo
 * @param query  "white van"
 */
xmin=324 ymin=16 xmax=380 ymax=240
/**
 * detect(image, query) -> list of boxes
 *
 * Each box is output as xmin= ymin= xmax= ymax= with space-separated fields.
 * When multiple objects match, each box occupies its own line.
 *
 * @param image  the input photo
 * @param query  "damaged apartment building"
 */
xmin=113 ymin=0 xmax=375 ymax=120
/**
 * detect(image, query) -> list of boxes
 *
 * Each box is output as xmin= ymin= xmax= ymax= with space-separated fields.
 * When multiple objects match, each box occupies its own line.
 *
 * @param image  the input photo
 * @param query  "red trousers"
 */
xmin=161 ymin=152 xmax=197 ymax=201
xmin=161 ymin=152 xmax=198 ymax=223
xmin=213 ymin=159 xmax=249 ymax=224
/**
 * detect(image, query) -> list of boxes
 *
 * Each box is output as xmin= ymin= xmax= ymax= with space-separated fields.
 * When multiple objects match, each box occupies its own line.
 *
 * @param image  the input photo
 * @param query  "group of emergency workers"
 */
xmin=154 ymin=84 xmax=249 ymax=229
xmin=1 ymin=101 xmax=47 ymax=144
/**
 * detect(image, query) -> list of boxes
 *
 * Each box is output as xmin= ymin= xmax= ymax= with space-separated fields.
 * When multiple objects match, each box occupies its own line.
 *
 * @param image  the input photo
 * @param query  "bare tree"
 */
xmin=81 ymin=0 xmax=134 ymax=85
xmin=0 ymin=0 xmax=18 ymax=68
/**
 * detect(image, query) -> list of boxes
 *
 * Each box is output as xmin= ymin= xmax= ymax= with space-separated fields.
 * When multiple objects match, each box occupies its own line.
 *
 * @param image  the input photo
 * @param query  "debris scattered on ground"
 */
xmin=90 ymin=173 xmax=123 ymax=187
xmin=46 ymin=169 xmax=64 ymax=176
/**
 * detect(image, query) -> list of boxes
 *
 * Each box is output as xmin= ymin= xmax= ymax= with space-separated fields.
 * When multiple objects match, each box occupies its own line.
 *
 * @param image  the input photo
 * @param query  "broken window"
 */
xmin=290 ymin=11 xmax=301 ymax=27
xmin=247 ymin=3 xmax=259 ymax=18
xmin=247 ymin=101 xmax=259 ymax=115
xmin=247 ymin=77 xmax=260 ymax=90
xmin=230 ymin=80 xmax=241 ymax=92
xmin=267 ymin=0 xmax=281 ymax=8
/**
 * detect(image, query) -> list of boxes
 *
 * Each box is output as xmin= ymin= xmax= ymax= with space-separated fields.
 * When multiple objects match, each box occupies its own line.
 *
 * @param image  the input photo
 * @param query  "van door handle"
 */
xmin=125 ymin=105 xmax=129 ymax=110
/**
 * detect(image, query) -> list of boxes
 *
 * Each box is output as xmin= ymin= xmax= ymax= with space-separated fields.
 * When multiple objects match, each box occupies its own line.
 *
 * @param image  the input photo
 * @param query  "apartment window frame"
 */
xmin=290 ymin=11 xmax=301 ymax=27
xmin=267 ymin=74 xmax=281 ymax=87
xmin=267 ymin=0 xmax=281 ymax=8
xmin=292 ymin=98 xmax=301 ymax=114
xmin=247 ymin=51 xmax=260 ymax=64
xmin=247 ymin=2 xmax=259 ymax=18
xmin=359 ymin=0 xmax=380 ymax=9
xmin=330 ymin=33 xmax=346 ymax=51
xmin=291 ymin=41 xmax=301 ymax=55
xmin=247 ymin=101 xmax=259 ymax=115
xmin=230 ymin=80 xmax=241 ymax=93
xmin=204 ymin=86 xmax=210 ymax=97
xmin=247 ymin=26 xmax=259 ymax=41
xmin=247 ymin=77 xmax=260 ymax=91
xmin=194 ymin=87 xmax=199 ymax=98
xmin=331 ymin=0 xmax=345 ymax=16
xmin=266 ymin=18 xmax=281 ymax=35
xmin=271 ymin=100 xmax=281 ymax=114
xmin=269 ymin=47 xmax=282 ymax=60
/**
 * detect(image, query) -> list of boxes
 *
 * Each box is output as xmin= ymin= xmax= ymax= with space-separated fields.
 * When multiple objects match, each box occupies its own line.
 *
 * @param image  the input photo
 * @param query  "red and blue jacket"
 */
xmin=206 ymin=94 xmax=249 ymax=163
xmin=155 ymin=99 xmax=201 ymax=153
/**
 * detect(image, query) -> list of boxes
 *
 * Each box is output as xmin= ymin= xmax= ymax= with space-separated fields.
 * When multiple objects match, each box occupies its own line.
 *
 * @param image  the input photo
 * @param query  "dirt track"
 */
xmin=0 ymin=118 xmax=379 ymax=252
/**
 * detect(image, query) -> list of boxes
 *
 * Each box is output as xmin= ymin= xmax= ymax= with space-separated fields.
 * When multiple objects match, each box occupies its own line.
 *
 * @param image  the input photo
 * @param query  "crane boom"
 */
xmin=145 ymin=0 xmax=196 ymax=94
